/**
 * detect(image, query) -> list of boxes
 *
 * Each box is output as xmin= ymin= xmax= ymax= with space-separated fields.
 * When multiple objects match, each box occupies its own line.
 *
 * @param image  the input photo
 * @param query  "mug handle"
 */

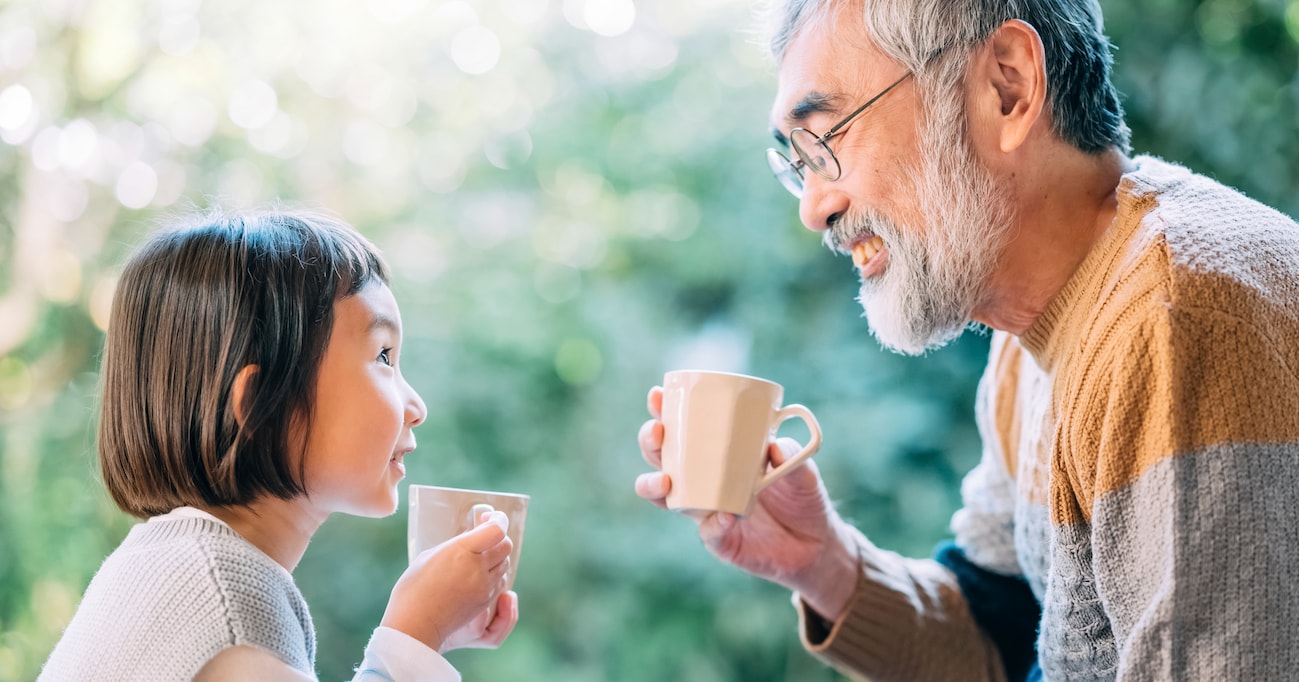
xmin=754 ymin=404 xmax=821 ymax=492
xmin=467 ymin=503 xmax=495 ymax=531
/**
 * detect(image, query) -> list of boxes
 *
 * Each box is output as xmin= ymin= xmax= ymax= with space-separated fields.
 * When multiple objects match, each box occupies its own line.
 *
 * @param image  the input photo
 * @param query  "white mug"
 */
xmin=660 ymin=370 xmax=821 ymax=516
xmin=407 ymin=484 xmax=529 ymax=616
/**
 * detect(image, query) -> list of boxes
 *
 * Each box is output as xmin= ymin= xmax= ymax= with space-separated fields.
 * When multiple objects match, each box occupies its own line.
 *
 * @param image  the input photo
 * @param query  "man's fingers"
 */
xmin=638 ymin=419 xmax=665 ymax=468
xmin=636 ymin=387 xmax=667 ymax=503
xmin=635 ymin=472 xmax=673 ymax=510
xmin=647 ymin=386 xmax=663 ymax=419
xmin=697 ymin=511 xmax=738 ymax=553
xmin=768 ymin=437 xmax=802 ymax=466
xmin=767 ymin=437 xmax=821 ymax=483
xmin=681 ymin=509 xmax=710 ymax=524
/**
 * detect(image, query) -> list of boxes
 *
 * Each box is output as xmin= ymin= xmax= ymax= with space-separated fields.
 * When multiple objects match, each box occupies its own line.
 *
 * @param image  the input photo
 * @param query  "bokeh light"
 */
xmin=0 ymin=23 xmax=37 ymax=68
xmin=168 ymin=97 xmax=219 ymax=147
xmin=228 ymin=80 xmax=279 ymax=130
xmin=114 ymin=161 xmax=158 ymax=209
xmin=585 ymin=0 xmax=637 ymax=37
xmin=0 ymin=84 xmax=33 ymax=133
xmin=157 ymin=16 xmax=201 ymax=56
xmin=0 ymin=356 xmax=34 ymax=411
xmin=450 ymin=25 xmax=502 ymax=75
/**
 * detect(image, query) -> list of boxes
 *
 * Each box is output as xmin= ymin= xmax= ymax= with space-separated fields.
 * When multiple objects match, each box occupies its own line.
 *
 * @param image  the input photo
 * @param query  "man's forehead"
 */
xmin=768 ymin=56 xmax=866 ymax=142
xmin=768 ymin=19 xmax=888 ymax=134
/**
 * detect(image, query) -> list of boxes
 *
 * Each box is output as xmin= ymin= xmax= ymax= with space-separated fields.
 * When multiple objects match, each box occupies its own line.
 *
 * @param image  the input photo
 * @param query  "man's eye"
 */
xmin=378 ymin=348 xmax=393 ymax=366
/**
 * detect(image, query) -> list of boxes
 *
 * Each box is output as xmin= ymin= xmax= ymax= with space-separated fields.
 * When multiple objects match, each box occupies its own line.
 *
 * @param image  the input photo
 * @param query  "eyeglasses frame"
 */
xmin=767 ymin=70 xmax=915 ymax=198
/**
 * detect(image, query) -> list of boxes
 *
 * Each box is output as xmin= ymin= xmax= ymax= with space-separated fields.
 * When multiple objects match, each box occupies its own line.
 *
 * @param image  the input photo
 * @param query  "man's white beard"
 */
xmin=827 ymin=98 xmax=1014 ymax=355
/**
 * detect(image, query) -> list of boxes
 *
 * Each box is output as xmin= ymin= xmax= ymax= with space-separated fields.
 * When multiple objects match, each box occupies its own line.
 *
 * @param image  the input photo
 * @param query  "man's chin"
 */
xmin=860 ymin=288 xmax=966 ymax=356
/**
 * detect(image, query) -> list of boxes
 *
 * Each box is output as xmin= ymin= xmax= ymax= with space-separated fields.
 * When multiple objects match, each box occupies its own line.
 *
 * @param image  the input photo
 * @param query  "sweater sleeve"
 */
xmin=793 ymin=528 xmax=1007 ymax=681
xmin=1064 ymin=305 xmax=1299 ymax=679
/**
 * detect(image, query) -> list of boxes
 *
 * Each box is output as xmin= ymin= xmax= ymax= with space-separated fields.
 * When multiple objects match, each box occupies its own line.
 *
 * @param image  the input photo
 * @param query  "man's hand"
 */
xmin=634 ymin=386 xmax=859 ymax=621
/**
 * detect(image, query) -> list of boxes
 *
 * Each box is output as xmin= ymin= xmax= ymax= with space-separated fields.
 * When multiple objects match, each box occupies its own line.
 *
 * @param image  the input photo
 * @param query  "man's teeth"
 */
xmin=851 ymin=236 xmax=885 ymax=267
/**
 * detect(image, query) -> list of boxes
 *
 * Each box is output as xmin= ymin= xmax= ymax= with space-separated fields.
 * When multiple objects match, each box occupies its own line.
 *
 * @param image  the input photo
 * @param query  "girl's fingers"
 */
xmin=490 ymin=558 xmax=510 ymax=583
xmin=477 ymin=509 xmax=509 ymax=532
xmin=497 ymin=590 xmax=518 ymax=618
xmin=482 ymin=591 xmax=519 ymax=644
xmin=461 ymin=514 xmax=508 ymax=553
xmin=483 ymin=538 xmax=513 ymax=569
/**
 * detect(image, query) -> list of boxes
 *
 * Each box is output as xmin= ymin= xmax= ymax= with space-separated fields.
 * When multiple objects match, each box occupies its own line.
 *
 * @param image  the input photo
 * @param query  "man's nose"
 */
xmin=797 ymin=176 xmax=848 ymax=233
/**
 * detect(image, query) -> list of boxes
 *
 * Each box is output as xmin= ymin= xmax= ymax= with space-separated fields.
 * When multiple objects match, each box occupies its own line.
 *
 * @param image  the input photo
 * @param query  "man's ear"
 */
xmin=975 ymin=19 xmax=1048 ymax=153
xmin=230 ymin=364 xmax=258 ymax=429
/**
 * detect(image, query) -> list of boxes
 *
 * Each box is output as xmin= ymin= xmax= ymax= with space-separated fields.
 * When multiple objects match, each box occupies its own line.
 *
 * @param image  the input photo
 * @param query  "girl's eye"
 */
xmin=378 ymin=348 xmax=393 ymax=366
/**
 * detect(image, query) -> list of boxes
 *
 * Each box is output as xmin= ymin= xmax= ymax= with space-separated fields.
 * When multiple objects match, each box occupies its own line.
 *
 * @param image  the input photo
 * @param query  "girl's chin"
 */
xmin=352 ymin=492 xmax=402 ymax=519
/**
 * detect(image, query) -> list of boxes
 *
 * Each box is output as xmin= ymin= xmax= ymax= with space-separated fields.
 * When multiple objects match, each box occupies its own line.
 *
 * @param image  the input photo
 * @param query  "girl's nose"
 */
xmin=403 ymin=377 xmax=427 ymax=427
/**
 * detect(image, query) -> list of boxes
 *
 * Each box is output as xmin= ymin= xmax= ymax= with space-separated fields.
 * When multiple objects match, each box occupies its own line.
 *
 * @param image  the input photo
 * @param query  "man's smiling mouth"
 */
xmin=851 ymin=234 xmax=888 ymax=278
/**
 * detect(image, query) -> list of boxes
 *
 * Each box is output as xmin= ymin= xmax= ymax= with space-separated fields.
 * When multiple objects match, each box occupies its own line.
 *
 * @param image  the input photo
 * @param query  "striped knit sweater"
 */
xmin=796 ymin=156 xmax=1299 ymax=680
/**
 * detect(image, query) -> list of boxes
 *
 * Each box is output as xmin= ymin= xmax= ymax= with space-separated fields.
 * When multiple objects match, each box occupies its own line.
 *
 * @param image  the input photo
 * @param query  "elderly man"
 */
xmin=635 ymin=0 xmax=1299 ymax=680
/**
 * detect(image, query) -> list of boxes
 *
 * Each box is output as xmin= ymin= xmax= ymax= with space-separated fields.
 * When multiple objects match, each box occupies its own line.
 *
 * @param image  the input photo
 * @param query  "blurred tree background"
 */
xmin=0 ymin=0 xmax=1295 ymax=679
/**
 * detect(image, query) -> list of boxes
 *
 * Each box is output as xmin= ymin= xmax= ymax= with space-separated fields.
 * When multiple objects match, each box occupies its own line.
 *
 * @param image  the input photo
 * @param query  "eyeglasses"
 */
xmin=766 ymin=71 xmax=914 ymax=199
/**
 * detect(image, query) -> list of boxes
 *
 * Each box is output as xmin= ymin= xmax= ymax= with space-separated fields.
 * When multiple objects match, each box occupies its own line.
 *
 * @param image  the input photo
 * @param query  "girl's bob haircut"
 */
xmin=99 ymin=209 xmax=390 ymax=518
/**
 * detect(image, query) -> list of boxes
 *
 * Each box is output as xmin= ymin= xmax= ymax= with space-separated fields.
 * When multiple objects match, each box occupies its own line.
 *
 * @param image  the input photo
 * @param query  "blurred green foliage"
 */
xmin=0 ymin=0 xmax=1295 ymax=680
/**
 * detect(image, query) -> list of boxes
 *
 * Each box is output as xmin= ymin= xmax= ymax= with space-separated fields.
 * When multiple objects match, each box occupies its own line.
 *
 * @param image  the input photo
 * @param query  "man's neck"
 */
xmin=974 ymin=147 xmax=1133 ymax=335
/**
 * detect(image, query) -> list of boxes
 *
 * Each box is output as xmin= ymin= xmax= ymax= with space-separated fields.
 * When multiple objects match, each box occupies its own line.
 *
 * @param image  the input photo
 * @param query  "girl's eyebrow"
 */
xmin=368 ymin=314 xmax=400 ymax=334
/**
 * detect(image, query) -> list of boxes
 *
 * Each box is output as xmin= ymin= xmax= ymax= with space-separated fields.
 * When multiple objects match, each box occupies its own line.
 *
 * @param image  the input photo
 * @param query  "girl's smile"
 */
xmin=300 ymin=281 xmax=427 ymax=518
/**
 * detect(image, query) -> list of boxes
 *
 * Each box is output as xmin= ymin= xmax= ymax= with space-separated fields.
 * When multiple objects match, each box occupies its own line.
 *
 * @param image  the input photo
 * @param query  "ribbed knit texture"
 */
xmin=39 ymin=515 xmax=315 ymax=681
xmin=797 ymin=156 xmax=1299 ymax=680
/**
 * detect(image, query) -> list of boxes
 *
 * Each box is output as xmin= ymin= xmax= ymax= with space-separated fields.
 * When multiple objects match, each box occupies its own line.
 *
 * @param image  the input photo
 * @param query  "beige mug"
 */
xmin=660 ymin=370 xmax=821 ymax=516
xmin=407 ymin=484 xmax=529 ymax=617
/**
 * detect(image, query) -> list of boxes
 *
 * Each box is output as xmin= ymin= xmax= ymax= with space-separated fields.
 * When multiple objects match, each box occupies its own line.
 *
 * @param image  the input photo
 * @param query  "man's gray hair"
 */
xmin=766 ymin=0 xmax=1131 ymax=153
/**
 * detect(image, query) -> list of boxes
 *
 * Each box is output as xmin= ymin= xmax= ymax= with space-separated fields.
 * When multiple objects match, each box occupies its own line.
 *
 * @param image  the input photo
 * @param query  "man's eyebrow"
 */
xmin=788 ymin=91 xmax=842 ymax=123
xmin=771 ymin=91 xmax=844 ymax=146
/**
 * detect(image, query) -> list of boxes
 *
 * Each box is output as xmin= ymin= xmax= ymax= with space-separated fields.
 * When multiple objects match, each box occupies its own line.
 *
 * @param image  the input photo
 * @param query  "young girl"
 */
xmin=39 ymin=210 xmax=517 ymax=681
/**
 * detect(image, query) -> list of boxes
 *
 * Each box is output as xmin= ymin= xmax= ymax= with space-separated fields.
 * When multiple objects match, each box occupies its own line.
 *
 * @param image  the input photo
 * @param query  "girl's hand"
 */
xmin=438 ymin=589 xmax=519 ymax=651
xmin=380 ymin=511 xmax=516 ymax=652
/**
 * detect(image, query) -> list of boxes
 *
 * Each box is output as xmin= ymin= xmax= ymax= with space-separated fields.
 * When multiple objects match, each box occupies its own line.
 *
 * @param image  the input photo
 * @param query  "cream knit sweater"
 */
xmin=797 ymin=157 xmax=1299 ymax=680
xmin=40 ymin=512 xmax=317 ymax=680
xmin=39 ymin=509 xmax=460 ymax=681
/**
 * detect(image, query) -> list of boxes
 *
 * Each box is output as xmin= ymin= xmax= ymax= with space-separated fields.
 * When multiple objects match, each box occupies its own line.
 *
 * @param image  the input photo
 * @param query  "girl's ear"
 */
xmin=230 ymin=365 xmax=259 ymax=428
